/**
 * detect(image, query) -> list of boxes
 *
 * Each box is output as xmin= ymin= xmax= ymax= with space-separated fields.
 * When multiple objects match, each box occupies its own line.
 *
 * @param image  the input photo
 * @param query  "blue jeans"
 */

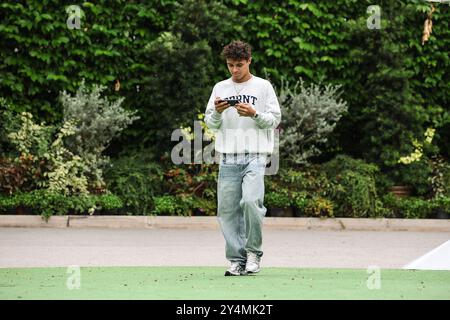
xmin=217 ymin=153 xmax=267 ymax=266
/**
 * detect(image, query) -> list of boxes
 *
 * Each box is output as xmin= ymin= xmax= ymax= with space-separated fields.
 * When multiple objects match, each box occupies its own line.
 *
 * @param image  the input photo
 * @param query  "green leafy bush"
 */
xmin=378 ymin=193 xmax=401 ymax=218
xmin=152 ymin=195 xmax=190 ymax=216
xmin=190 ymin=196 xmax=216 ymax=216
xmin=370 ymin=198 xmax=391 ymax=219
xmin=151 ymin=193 xmax=216 ymax=217
xmin=379 ymin=193 xmax=435 ymax=219
xmin=42 ymin=120 xmax=90 ymax=195
xmin=322 ymin=155 xmax=379 ymax=217
xmin=322 ymin=154 xmax=380 ymax=178
xmin=161 ymin=163 xmax=218 ymax=212
xmin=104 ymin=154 xmax=219 ymax=216
xmin=95 ymin=193 xmax=125 ymax=211
xmin=290 ymin=191 xmax=309 ymax=216
xmin=429 ymin=196 xmax=450 ymax=216
xmin=276 ymin=164 xmax=333 ymax=197
xmin=104 ymin=152 xmax=164 ymax=215
xmin=444 ymin=166 xmax=450 ymax=197
xmin=385 ymin=161 xmax=433 ymax=197
xmin=7 ymin=112 xmax=89 ymax=195
xmin=265 ymin=191 xmax=291 ymax=209
xmin=397 ymin=197 xmax=435 ymax=219
xmin=377 ymin=194 xmax=450 ymax=219
xmin=304 ymin=196 xmax=334 ymax=218
xmin=0 ymin=190 xmax=123 ymax=221
xmin=6 ymin=112 xmax=53 ymax=158
xmin=428 ymin=156 xmax=450 ymax=199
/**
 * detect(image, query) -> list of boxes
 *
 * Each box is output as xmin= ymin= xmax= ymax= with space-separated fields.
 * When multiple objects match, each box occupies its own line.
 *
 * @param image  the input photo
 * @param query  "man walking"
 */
xmin=204 ymin=40 xmax=281 ymax=276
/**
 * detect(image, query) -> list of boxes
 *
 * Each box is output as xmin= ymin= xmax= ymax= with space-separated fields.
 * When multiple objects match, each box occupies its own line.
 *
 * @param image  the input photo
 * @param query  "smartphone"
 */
xmin=219 ymin=99 xmax=240 ymax=106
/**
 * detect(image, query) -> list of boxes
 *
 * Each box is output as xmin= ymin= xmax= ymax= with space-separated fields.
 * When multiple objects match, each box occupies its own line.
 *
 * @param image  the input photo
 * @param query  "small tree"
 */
xmin=278 ymin=78 xmax=348 ymax=166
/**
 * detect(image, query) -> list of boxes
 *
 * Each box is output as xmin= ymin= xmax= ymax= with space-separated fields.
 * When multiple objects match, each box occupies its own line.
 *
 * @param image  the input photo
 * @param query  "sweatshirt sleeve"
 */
xmin=204 ymin=85 xmax=222 ymax=130
xmin=253 ymin=81 xmax=281 ymax=129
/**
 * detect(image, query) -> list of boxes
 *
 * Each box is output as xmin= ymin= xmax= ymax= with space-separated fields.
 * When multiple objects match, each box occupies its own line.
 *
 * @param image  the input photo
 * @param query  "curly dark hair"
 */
xmin=221 ymin=40 xmax=252 ymax=61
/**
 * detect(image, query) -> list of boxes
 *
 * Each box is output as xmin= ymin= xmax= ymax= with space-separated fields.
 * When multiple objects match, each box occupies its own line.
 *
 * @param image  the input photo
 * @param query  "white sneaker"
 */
xmin=245 ymin=252 xmax=261 ymax=274
xmin=224 ymin=262 xmax=246 ymax=276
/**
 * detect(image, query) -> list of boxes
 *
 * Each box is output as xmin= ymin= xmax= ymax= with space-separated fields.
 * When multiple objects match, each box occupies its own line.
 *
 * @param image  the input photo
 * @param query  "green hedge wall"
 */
xmin=225 ymin=0 xmax=450 ymax=166
xmin=1 ymin=0 xmax=449 ymax=168
xmin=0 ymin=0 xmax=173 ymax=123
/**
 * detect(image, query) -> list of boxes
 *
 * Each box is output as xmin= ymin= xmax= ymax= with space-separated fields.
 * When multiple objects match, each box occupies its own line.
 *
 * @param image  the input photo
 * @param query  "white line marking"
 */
xmin=403 ymin=240 xmax=450 ymax=270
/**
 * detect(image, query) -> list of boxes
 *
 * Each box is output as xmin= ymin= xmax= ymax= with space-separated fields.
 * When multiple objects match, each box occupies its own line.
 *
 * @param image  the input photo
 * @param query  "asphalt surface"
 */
xmin=0 ymin=227 xmax=448 ymax=269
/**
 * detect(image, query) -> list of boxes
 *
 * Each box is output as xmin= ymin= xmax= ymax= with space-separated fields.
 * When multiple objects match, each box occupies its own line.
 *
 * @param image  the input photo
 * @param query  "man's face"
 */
xmin=226 ymin=58 xmax=252 ymax=82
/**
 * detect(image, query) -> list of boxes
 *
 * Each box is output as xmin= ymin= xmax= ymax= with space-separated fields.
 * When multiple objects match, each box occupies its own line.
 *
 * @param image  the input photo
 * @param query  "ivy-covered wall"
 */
xmin=0 ymin=0 xmax=173 ymax=121
xmin=1 ymin=0 xmax=449 ymax=170
xmin=225 ymin=0 xmax=450 ymax=166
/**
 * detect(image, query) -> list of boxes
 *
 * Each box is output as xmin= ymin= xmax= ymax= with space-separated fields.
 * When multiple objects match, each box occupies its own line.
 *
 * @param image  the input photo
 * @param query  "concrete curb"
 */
xmin=0 ymin=215 xmax=450 ymax=232
xmin=68 ymin=215 xmax=148 ymax=229
xmin=0 ymin=215 xmax=68 ymax=228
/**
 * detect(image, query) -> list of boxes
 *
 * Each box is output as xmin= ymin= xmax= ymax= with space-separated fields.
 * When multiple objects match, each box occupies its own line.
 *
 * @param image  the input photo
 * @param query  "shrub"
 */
xmin=378 ymin=193 xmax=401 ymax=218
xmin=412 ymin=160 xmax=435 ymax=197
xmin=276 ymin=164 xmax=333 ymax=197
xmin=443 ymin=163 xmax=450 ymax=197
xmin=41 ymin=120 xmax=90 ymax=195
xmin=330 ymin=171 xmax=378 ymax=218
xmin=152 ymin=195 xmax=190 ymax=216
xmin=322 ymin=155 xmax=379 ymax=217
xmin=60 ymin=80 xmax=140 ymax=191
xmin=370 ymin=198 xmax=391 ymax=218
xmin=95 ymin=194 xmax=124 ymax=212
xmin=4 ymin=79 xmax=137 ymax=196
xmin=162 ymin=163 xmax=218 ymax=209
xmin=3 ymin=109 xmax=54 ymax=191
xmin=304 ymin=196 xmax=334 ymax=218
xmin=7 ymin=112 xmax=89 ymax=195
xmin=322 ymin=154 xmax=380 ymax=178
xmin=383 ymin=161 xmax=432 ymax=197
xmin=291 ymin=191 xmax=309 ymax=214
xmin=151 ymin=193 xmax=216 ymax=217
xmin=264 ymin=191 xmax=291 ymax=209
xmin=395 ymin=128 xmax=445 ymax=197
xmin=429 ymin=196 xmax=450 ymax=215
xmin=397 ymin=197 xmax=435 ymax=219
xmin=106 ymin=158 xmax=219 ymax=216
xmin=379 ymin=193 xmax=435 ymax=219
xmin=6 ymin=112 xmax=54 ymax=159
xmin=0 ymin=155 xmax=42 ymax=194
xmin=278 ymin=78 xmax=348 ymax=166
xmin=0 ymin=190 xmax=123 ymax=221
xmin=104 ymin=152 xmax=164 ymax=215
xmin=428 ymin=156 xmax=450 ymax=200
xmin=190 ymin=196 xmax=216 ymax=216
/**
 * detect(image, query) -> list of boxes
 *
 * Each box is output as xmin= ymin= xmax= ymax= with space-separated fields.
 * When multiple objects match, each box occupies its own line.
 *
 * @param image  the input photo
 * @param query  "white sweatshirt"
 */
xmin=204 ymin=75 xmax=281 ymax=154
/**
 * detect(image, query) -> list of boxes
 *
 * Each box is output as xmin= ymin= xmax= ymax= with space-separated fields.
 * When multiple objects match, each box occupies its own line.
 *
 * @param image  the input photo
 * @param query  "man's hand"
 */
xmin=236 ymin=103 xmax=256 ymax=117
xmin=214 ymin=97 xmax=230 ymax=114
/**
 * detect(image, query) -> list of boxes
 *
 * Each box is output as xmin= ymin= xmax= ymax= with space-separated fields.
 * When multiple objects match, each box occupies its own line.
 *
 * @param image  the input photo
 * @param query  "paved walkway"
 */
xmin=0 ymin=227 xmax=448 ymax=269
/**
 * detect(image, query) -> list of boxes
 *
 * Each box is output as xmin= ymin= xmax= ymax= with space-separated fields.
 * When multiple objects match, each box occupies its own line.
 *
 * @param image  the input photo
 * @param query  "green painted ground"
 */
xmin=0 ymin=267 xmax=449 ymax=300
